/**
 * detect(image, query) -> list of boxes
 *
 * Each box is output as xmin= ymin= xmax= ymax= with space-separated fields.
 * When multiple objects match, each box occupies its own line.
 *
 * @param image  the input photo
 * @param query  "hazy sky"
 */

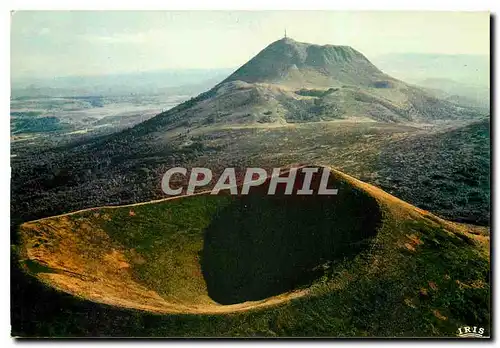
xmin=11 ymin=11 xmax=490 ymax=80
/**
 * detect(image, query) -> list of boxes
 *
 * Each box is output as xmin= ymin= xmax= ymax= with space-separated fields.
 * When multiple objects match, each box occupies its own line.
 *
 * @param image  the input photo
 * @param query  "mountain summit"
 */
xmin=122 ymin=38 xmax=483 ymax=136
xmin=223 ymin=38 xmax=388 ymax=88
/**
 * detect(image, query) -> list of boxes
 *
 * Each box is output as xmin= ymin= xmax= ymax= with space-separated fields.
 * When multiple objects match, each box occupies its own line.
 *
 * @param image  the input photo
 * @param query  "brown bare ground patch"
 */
xmin=406 ymin=234 xmax=423 ymax=245
xmin=404 ymin=243 xmax=416 ymax=252
xmin=103 ymin=250 xmax=130 ymax=269
xmin=455 ymin=279 xmax=487 ymax=290
xmin=433 ymin=309 xmax=448 ymax=321
xmin=428 ymin=281 xmax=438 ymax=291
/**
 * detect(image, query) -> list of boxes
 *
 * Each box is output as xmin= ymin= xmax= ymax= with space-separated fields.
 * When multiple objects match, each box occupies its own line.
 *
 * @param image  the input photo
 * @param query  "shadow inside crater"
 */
xmin=201 ymin=167 xmax=382 ymax=305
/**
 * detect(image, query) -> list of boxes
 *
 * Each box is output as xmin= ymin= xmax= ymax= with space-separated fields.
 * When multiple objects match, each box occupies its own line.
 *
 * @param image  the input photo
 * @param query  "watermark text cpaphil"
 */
xmin=161 ymin=167 xmax=339 ymax=196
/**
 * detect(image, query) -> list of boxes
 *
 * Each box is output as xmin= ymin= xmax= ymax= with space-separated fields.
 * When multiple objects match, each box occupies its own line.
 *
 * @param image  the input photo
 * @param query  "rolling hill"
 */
xmin=121 ymin=37 xmax=484 ymax=137
xmin=15 ymin=166 xmax=489 ymax=337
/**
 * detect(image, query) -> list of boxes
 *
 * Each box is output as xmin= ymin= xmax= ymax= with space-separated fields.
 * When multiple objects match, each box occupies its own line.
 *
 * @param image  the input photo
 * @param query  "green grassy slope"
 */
xmin=14 ymin=168 xmax=490 ymax=337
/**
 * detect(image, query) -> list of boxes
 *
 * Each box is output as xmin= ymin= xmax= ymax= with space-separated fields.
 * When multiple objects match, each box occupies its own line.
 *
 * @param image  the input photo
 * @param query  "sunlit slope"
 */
xmin=17 ymin=167 xmax=489 ymax=336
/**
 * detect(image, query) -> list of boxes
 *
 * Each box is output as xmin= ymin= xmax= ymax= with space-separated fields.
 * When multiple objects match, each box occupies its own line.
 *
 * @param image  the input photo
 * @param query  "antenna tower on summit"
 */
xmin=284 ymin=29 xmax=287 ymax=38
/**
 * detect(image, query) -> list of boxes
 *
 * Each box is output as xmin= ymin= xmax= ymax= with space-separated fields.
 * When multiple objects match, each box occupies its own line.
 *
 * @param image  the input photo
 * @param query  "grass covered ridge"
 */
xmin=15 ymin=167 xmax=490 ymax=337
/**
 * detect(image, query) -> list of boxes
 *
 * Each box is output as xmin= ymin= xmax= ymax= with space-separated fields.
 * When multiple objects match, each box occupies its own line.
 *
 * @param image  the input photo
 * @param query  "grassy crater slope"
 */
xmin=15 ymin=167 xmax=490 ymax=337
